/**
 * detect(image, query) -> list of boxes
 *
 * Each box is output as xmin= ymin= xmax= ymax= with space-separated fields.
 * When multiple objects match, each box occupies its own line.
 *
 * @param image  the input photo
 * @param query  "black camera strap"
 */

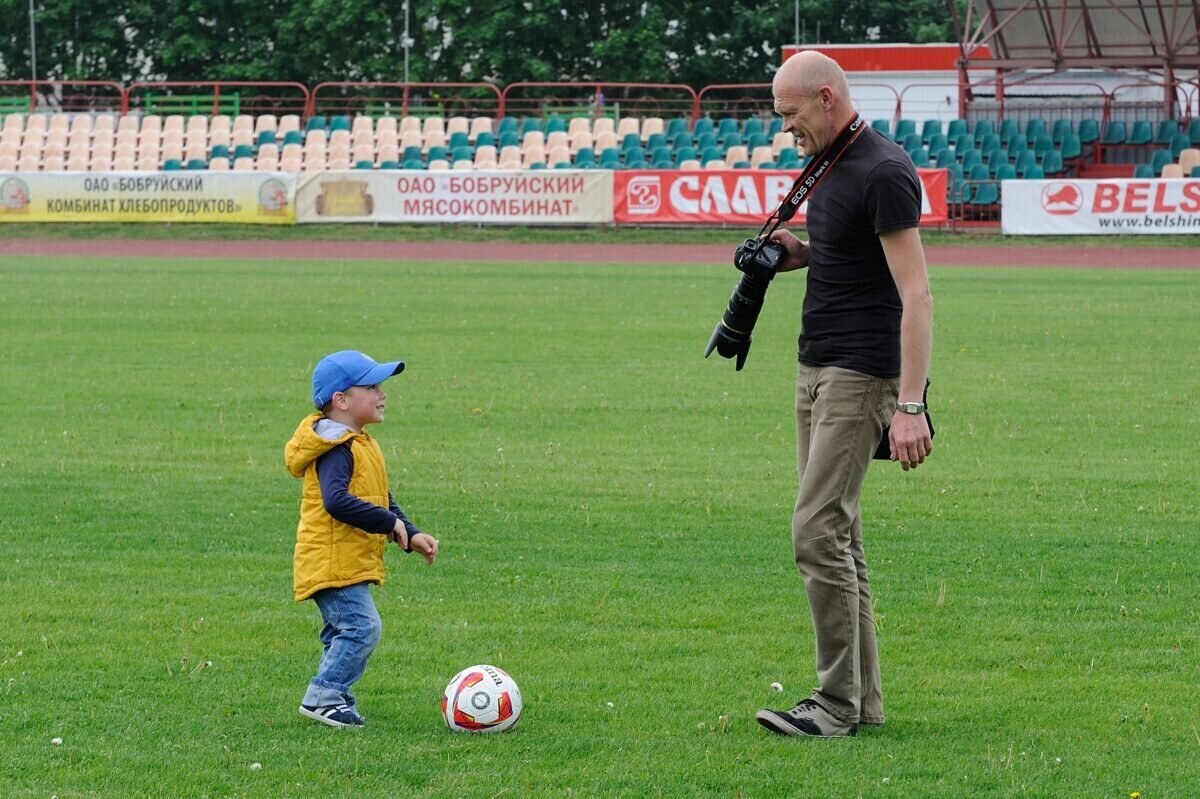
xmin=756 ymin=114 xmax=866 ymax=239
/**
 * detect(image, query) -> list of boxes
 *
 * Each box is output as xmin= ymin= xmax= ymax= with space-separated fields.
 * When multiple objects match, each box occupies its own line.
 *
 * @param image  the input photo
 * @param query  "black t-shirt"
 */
xmin=799 ymin=126 xmax=922 ymax=379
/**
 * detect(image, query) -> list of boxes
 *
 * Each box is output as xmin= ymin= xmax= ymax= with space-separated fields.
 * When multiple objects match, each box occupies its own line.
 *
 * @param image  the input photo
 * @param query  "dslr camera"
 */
xmin=703 ymin=236 xmax=788 ymax=370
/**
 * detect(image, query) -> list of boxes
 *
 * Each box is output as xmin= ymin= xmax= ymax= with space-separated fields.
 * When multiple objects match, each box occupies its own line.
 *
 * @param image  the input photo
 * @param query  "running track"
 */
xmin=0 ymin=238 xmax=1196 ymax=269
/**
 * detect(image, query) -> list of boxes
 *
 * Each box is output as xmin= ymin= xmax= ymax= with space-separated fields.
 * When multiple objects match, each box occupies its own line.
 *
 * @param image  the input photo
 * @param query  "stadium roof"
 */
xmin=951 ymin=0 xmax=1200 ymax=72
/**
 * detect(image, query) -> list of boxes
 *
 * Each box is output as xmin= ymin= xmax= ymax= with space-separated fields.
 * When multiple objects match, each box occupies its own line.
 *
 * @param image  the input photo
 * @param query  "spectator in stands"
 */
xmin=286 ymin=350 xmax=438 ymax=728
xmin=753 ymin=50 xmax=933 ymax=739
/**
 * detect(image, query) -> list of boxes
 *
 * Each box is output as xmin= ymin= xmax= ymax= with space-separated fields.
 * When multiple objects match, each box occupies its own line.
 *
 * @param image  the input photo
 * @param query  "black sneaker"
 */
xmin=756 ymin=699 xmax=858 ymax=738
xmin=299 ymin=703 xmax=365 ymax=728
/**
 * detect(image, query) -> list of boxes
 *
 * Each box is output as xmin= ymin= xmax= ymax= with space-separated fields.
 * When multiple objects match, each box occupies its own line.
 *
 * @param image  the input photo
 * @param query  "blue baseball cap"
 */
xmin=312 ymin=350 xmax=405 ymax=408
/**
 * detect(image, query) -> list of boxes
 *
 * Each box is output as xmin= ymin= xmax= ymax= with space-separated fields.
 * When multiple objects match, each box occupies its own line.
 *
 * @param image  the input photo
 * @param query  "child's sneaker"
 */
xmin=755 ymin=699 xmax=858 ymax=737
xmin=299 ymin=703 xmax=365 ymax=728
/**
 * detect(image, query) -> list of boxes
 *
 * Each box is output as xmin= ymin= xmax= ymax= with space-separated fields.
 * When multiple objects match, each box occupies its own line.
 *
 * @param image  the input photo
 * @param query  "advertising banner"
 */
xmin=1001 ymin=179 xmax=1200 ymax=235
xmin=296 ymin=170 xmax=613 ymax=224
xmin=0 ymin=172 xmax=294 ymax=223
xmin=613 ymin=168 xmax=948 ymax=225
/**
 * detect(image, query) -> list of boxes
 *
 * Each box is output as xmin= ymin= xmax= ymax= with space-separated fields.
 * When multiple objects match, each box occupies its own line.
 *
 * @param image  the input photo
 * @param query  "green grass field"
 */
xmin=1 ymin=251 xmax=1197 ymax=798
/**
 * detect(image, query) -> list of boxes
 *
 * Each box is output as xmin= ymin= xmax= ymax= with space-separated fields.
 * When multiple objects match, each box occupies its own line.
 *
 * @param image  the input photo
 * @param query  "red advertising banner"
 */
xmin=613 ymin=168 xmax=948 ymax=226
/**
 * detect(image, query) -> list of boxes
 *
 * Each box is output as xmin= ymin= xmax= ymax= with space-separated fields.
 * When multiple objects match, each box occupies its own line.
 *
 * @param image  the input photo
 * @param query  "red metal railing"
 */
xmin=125 ymin=82 xmax=310 ymax=117
xmin=501 ymin=82 xmax=698 ymax=121
xmin=0 ymin=80 xmax=125 ymax=113
xmin=308 ymin=82 xmax=503 ymax=119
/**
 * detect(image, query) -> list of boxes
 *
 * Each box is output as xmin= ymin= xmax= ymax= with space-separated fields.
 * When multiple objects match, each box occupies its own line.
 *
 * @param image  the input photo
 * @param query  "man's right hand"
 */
xmin=768 ymin=229 xmax=810 ymax=272
xmin=388 ymin=519 xmax=409 ymax=551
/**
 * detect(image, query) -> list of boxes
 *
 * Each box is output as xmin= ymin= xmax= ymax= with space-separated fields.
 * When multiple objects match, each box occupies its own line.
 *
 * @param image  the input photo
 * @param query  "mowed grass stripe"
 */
xmin=0 ymin=255 xmax=1196 ymax=798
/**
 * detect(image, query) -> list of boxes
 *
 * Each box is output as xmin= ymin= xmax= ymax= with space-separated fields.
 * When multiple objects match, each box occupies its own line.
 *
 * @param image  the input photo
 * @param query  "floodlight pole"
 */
xmin=29 ymin=0 xmax=37 ymax=82
xmin=794 ymin=0 xmax=799 ymax=47
xmin=403 ymin=0 xmax=411 ymax=84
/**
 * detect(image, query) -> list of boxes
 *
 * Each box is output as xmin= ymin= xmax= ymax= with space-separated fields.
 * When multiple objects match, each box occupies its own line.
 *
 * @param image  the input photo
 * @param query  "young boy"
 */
xmin=285 ymin=349 xmax=439 ymax=728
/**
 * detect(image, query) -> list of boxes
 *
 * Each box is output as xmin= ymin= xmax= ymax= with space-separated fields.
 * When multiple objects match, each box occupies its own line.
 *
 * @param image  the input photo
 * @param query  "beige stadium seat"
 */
xmin=257 ymin=143 xmax=279 ymax=161
xmin=375 ymin=129 xmax=399 ymax=150
xmin=279 ymin=157 xmax=302 ymax=172
xmin=423 ymin=130 xmax=446 ymax=151
xmin=186 ymin=115 xmax=208 ymax=136
xmin=376 ymin=144 xmax=399 ymax=164
xmin=139 ymin=116 xmax=162 ymax=140
xmin=162 ymin=115 xmax=185 ymax=135
xmin=254 ymin=156 xmax=279 ymax=172
xmin=185 ymin=129 xmax=211 ymax=149
xmin=281 ymin=143 xmax=303 ymax=161
xmin=185 ymin=144 xmax=208 ymax=163
xmin=114 ymin=143 xmax=136 ymax=161
xmin=422 ymin=117 xmax=445 ymax=138
xmin=772 ymin=131 xmax=796 ymax=156
xmin=0 ymin=141 xmax=17 ymax=159
xmin=427 ymin=159 xmax=449 ymax=170
xmin=48 ymin=114 xmax=69 ymax=133
xmin=329 ymin=143 xmax=351 ymax=162
xmin=66 ymin=155 xmax=88 ymax=171
xmin=278 ymin=115 xmax=300 ymax=135
xmin=116 ymin=115 xmax=139 ymax=135
xmin=399 ymin=116 xmax=421 ymax=136
xmin=210 ymin=115 xmax=231 ymax=136
xmin=208 ymin=156 xmax=230 ymax=171
xmin=233 ymin=156 xmax=255 ymax=171
xmin=209 ymin=130 xmax=231 ymax=149
xmin=232 ymin=129 xmax=254 ymax=148
xmin=352 ymin=129 xmax=374 ymax=149
xmin=2 ymin=113 xmax=23 ymax=133
xmin=112 ymin=156 xmax=135 ymax=171
xmin=0 ymin=155 xmax=16 ymax=171
xmin=25 ymin=115 xmax=48 ymax=135
xmin=42 ymin=155 xmax=65 ymax=171
xmin=641 ymin=117 xmax=664 ymax=141
xmin=303 ymin=156 xmax=326 ymax=172
xmin=725 ymin=145 xmax=749 ymax=167
xmin=138 ymin=145 xmax=160 ymax=164
xmin=43 ymin=129 xmax=65 ymax=147
xmin=254 ymin=114 xmax=277 ymax=135
xmin=305 ymin=129 xmax=327 ymax=148
xmin=679 ymin=159 xmax=702 ymax=171
xmin=522 ymin=145 xmax=546 ymax=168
xmin=497 ymin=146 xmax=521 ymax=170
xmin=1161 ymin=163 xmax=1184 ymax=178
xmin=162 ymin=129 xmax=184 ymax=149
xmin=594 ymin=131 xmax=617 ymax=153
xmin=570 ymin=130 xmax=594 ymax=154
xmin=90 ymin=155 xmax=113 ymax=171
xmin=351 ymin=144 xmax=374 ymax=164
xmin=68 ymin=129 xmax=90 ymax=149
xmin=329 ymin=129 xmax=350 ymax=148
xmin=522 ymin=130 xmax=545 ymax=151
xmin=116 ymin=129 xmax=137 ymax=148
xmin=303 ymin=145 xmax=326 ymax=165
xmin=232 ymin=115 xmax=254 ymax=136
xmin=1179 ymin=148 xmax=1200 ymax=175
xmin=92 ymin=141 xmax=113 ymax=160
xmin=0 ymin=127 xmax=20 ymax=147
xmin=16 ymin=155 xmax=41 ymax=171
xmin=592 ymin=118 xmax=615 ymax=138
xmin=452 ymin=159 xmax=473 ymax=170
xmin=704 ymin=159 xmax=725 ymax=170
xmin=351 ymin=115 xmax=374 ymax=137
xmin=162 ymin=143 xmax=184 ymax=162
xmin=474 ymin=145 xmax=498 ymax=169
xmin=42 ymin=141 xmax=65 ymax=160
xmin=616 ymin=117 xmax=640 ymax=141
xmin=447 ymin=116 xmax=469 ymax=137
xmin=547 ymin=145 xmax=571 ymax=167
xmin=93 ymin=114 xmax=115 ymax=135
xmin=136 ymin=156 xmax=159 ymax=171
xmin=328 ymin=155 xmax=351 ymax=170
xmin=566 ymin=117 xmax=589 ymax=141
xmin=468 ymin=117 xmax=493 ymax=142
xmin=546 ymin=131 xmax=568 ymax=151
xmin=70 ymin=115 xmax=93 ymax=135
xmin=751 ymin=146 xmax=774 ymax=168
xmin=376 ymin=117 xmax=398 ymax=138
xmin=400 ymin=129 xmax=422 ymax=150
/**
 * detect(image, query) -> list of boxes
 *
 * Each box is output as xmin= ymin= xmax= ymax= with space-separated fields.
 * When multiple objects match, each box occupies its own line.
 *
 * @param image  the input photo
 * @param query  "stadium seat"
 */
xmin=162 ymin=158 xmax=182 ymax=171
xmin=423 ymin=117 xmax=445 ymax=140
xmin=329 ymin=129 xmax=350 ymax=149
xmin=893 ymin=119 xmax=916 ymax=141
xmin=449 ymin=131 xmax=470 ymax=151
xmin=426 ymin=145 xmax=448 ymax=162
xmin=569 ymin=131 xmax=593 ymax=154
xmin=574 ymin=148 xmax=596 ymax=168
xmin=1192 ymin=166 xmax=1200 ymax=177
xmin=1041 ymin=150 xmax=1064 ymax=175
xmin=1059 ymin=134 xmax=1082 ymax=162
xmin=446 ymin=116 xmax=469 ymax=139
xmin=994 ymin=163 xmax=1016 ymax=181
xmin=946 ymin=119 xmax=967 ymax=140
xmin=623 ymin=146 xmax=646 ymax=167
xmin=185 ymin=158 xmax=207 ymax=170
xmin=920 ymin=119 xmax=941 ymax=144
xmin=1178 ymin=148 xmax=1200 ymax=176
xmin=979 ymin=133 xmax=1001 ymax=153
xmin=475 ymin=131 xmax=495 ymax=149
xmin=305 ymin=115 xmax=327 ymax=132
xmin=278 ymin=156 xmax=301 ymax=172
xmin=743 ymin=118 xmax=763 ymax=139
xmin=750 ymin=145 xmax=774 ymax=168
xmin=615 ymin=117 xmax=639 ymax=141
xmin=423 ymin=130 xmax=447 ymax=152
xmin=88 ymin=155 xmax=112 ymax=172
xmin=565 ymin=117 xmax=590 ymax=142
xmin=902 ymin=133 xmax=923 ymax=151
xmin=1127 ymin=120 xmax=1153 ymax=146
xmin=16 ymin=155 xmax=40 ymax=171
xmin=1188 ymin=119 xmax=1200 ymax=146
xmin=1023 ymin=118 xmax=1046 ymax=145
xmin=1153 ymin=119 xmax=1179 ymax=145
xmin=208 ymin=156 xmax=230 ymax=171
xmin=43 ymin=155 xmax=66 ymax=171
xmin=678 ymin=159 xmax=701 ymax=170
xmin=1160 ymin=163 xmax=1183 ymax=178
xmin=233 ymin=157 xmax=254 ymax=171
xmin=717 ymin=118 xmax=741 ymax=143
xmin=497 ymin=145 xmax=521 ymax=169
xmin=545 ymin=131 xmax=568 ymax=151
xmin=722 ymin=132 xmax=743 ymax=150
xmin=927 ymin=134 xmax=948 ymax=154
xmin=1168 ymin=133 xmax=1190 ymax=158
xmin=692 ymin=118 xmax=714 ymax=139
xmin=641 ymin=117 xmax=664 ymax=142
xmin=935 ymin=148 xmax=956 ymax=168
xmin=666 ymin=118 xmax=688 ymax=139
xmin=1101 ymin=121 xmax=1127 ymax=145
xmin=674 ymin=145 xmax=697 ymax=164
xmin=1150 ymin=149 xmax=1174 ymax=174
xmin=452 ymin=159 xmax=473 ymax=170
xmin=547 ymin=145 xmax=570 ymax=168
xmin=1132 ymin=163 xmax=1153 ymax=178
xmin=468 ymin=117 xmax=493 ymax=142
xmin=474 ymin=145 xmax=498 ymax=168
xmin=376 ymin=144 xmax=399 ymax=165
xmin=776 ymin=149 xmax=799 ymax=169
xmin=692 ymin=132 xmax=716 ymax=152
xmin=972 ymin=119 xmax=995 ymax=146
xmin=598 ymin=149 xmax=621 ymax=169
xmin=998 ymin=119 xmax=1020 ymax=146
xmin=746 ymin=132 xmax=769 ymax=151
xmin=908 ymin=148 xmax=930 ymax=167
xmin=375 ymin=159 xmax=398 ymax=170
xmin=545 ymin=117 xmax=567 ymax=135
xmin=772 ymin=131 xmax=796 ymax=156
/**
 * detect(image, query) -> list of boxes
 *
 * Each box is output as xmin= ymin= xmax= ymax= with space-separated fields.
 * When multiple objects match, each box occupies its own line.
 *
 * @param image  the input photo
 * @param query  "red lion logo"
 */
xmin=1040 ymin=183 xmax=1083 ymax=215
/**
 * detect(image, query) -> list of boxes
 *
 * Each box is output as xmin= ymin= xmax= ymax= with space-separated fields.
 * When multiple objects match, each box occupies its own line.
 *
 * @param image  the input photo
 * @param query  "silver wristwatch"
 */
xmin=896 ymin=401 xmax=926 ymax=415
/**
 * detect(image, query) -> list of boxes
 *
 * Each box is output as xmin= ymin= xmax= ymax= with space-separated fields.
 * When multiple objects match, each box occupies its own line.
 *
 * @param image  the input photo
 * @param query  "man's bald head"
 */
xmin=773 ymin=51 xmax=851 ymax=107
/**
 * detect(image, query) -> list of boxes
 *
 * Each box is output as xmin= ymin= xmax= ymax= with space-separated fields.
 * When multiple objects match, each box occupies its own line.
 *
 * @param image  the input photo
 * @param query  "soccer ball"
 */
xmin=441 ymin=664 xmax=522 ymax=733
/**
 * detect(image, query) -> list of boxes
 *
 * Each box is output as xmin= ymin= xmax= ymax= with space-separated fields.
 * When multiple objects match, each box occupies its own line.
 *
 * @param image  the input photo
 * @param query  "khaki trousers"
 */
xmin=793 ymin=364 xmax=897 ymax=725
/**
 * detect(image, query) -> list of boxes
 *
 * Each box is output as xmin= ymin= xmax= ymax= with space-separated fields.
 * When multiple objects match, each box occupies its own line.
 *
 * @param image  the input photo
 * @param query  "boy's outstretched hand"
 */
xmin=408 ymin=533 xmax=439 ymax=564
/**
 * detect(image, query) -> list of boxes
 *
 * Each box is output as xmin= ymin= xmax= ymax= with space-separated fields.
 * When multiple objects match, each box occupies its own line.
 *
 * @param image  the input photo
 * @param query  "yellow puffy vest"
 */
xmin=285 ymin=413 xmax=392 ymax=601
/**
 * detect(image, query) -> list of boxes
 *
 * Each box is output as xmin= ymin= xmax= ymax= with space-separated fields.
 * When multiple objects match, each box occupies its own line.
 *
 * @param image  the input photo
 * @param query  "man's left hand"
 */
xmin=888 ymin=410 xmax=932 ymax=471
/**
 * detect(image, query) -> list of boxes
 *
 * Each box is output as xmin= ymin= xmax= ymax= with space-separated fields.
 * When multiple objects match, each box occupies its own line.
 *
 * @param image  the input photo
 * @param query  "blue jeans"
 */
xmin=301 ymin=583 xmax=382 ymax=709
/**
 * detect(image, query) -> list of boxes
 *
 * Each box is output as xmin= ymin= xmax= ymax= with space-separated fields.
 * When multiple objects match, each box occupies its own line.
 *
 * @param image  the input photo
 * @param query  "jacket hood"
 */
xmin=285 ymin=413 xmax=357 ymax=477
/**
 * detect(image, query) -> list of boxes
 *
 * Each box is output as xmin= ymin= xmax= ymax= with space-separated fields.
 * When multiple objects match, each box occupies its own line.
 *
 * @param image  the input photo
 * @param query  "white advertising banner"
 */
xmin=296 ymin=170 xmax=613 ymax=224
xmin=1002 ymin=179 xmax=1200 ymax=235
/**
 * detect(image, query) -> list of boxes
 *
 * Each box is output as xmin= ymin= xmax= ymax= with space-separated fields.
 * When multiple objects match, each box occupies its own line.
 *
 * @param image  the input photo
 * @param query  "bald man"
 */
xmin=754 ymin=51 xmax=933 ymax=738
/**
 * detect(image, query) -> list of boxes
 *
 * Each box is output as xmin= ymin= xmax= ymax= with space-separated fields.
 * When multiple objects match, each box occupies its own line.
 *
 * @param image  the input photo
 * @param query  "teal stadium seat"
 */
xmin=920 ymin=119 xmax=941 ymax=144
xmin=1031 ymin=135 xmax=1054 ymax=158
xmin=646 ymin=133 xmax=668 ymax=151
xmin=403 ymin=159 xmax=424 ymax=169
xmin=743 ymin=118 xmax=763 ymax=138
xmin=894 ymin=119 xmax=916 ymax=141
xmin=1024 ymin=118 xmax=1046 ymax=145
xmin=908 ymin=148 xmax=930 ymax=167
xmin=1101 ymin=121 xmax=1126 ymax=145
xmin=599 ymin=150 xmax=621 ymax=169
xmin=651 ymin=146 xmax=672 ymax=164
xmin=1192 ymin=166 xmax=1200 ymax=178
xmin=402 ymin=145 xmax=422 ymax=163
xmin=529 ymin=162 xmax=546 ymax=169
xmin=355 ymin=160 xmax=374 ymax=170
xmin=451 ymin=146 xmax=472 ymax=162
xmin=871 ymin=119 xmax=891 ymax=139
xmin=1189 ymin=119 xmax=1200 ymax=146
xmin=497 ymin=117 xmax=518 ymax=135
xmin=972 ymin=119 xmax=995 ymax=146
xmin=716 ymin=117 xmax=739 ymax=140
xmin=475 ymin=131 xmax=495 ymax=148
xmin=980 ymin=133 xmax=1001 ymax=153
xmin=426 ymin=146 xmax=447 ymax=162
xmin=700 ymin=146 xmax=723 ymax=164
xmin=903 ymin=133 xmax=923 ymax=151
xmin=306 ymin=115 xmax=327 ymax=132
xmin=674 ymin=146 xmax=697 ymax=164
xmin=498 ymin=131 xmax=519 ymax=149
xmin=722 ymin=132 xmax=743 ymax=149
xmin=621 ymin=133 xmax=641 ymax=151
xmin=379 ymin=160 xmax=399 ymax=169
xmin=946 ymin=119 xmax=968 ymax=140
xmin=776 ymin=149 xmax=799 ymax=169
xmin=692 ymin=118 xmax=714 ymax=138
xmin=1154 ymin=119 xmax=1179 ymax=145
xmin=1127 ymin=120 xmax=1153 ymax=146
xmin=666 ymin=118 xmax=688 ymax=139
xmin=768 ymin=118 xmax=783 ymax=136
xmin=1023 ymin=164 xmax=1044 ymax=179
xmin=935 ymin=148 xmax=956 ymax=168
xmin=624 ymin=146 xmax=645 ymax=164
xmin=545 ymin=117 xmax=566 ymax=134
xmin=449 ymin=132 xmax=470 ymax=150
xmin=995 ymin=163 xmax=1016 ymax=181
xmin=671 ymin=131 xmax=692 ymax=150
xmin=1150 ymin=149 xmax=1173 ymax=175
xmin=960 ymin=149 xmax=982 ymax=171
xmin=233 ymin=145 xmax=255 ymax=161
xmin=1060 ymin=134 xmax=1082 ymax=161
xmin=574 ymin=149 xmax=596 ymax=167
xmin=210 ymin=144 xmax=230 ymax=159
xmin=186 ymin=158 xmax=207 ymax=170
xmin=163 ymin=159 xmax=182 ymax=171
xmin=257 ymin=130 xmax=276 ymax=146
xmin=946 ymin=162 xmax=964 ymax=203
xmin=520 ymin=118 xmax=542 ymax=136
xmin=1168 ymin=134 xmax=1190 ymax=157
xmin=747 ymin=133 xmax=769 ymax=150
xmin=695 ymin=132 xmax=717 ymax=152
xmin=953 ymin=133 xmax=973 ymax=152
xmin=1051 ymin=119 xmax=1073 ymax=145
xmin=1133 ymin=164 xmax=1153 ymax=178
xmin=998 ymin=119 xmax=1020 ymax=146
xmin=1077 ymin=119 xmax=1100 ymax=144
xmin=329 ymin=116 xmax=350 ymax=132
xmin=553 ymin=161 xmax=572 ymax=169
xmin=1041 ymin=150 xmax=1064 ymax=175
xmin=928 ymin=134 xmax=948 ymax=153
xmin=282 ymin=131 xmax=303 ymax=147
